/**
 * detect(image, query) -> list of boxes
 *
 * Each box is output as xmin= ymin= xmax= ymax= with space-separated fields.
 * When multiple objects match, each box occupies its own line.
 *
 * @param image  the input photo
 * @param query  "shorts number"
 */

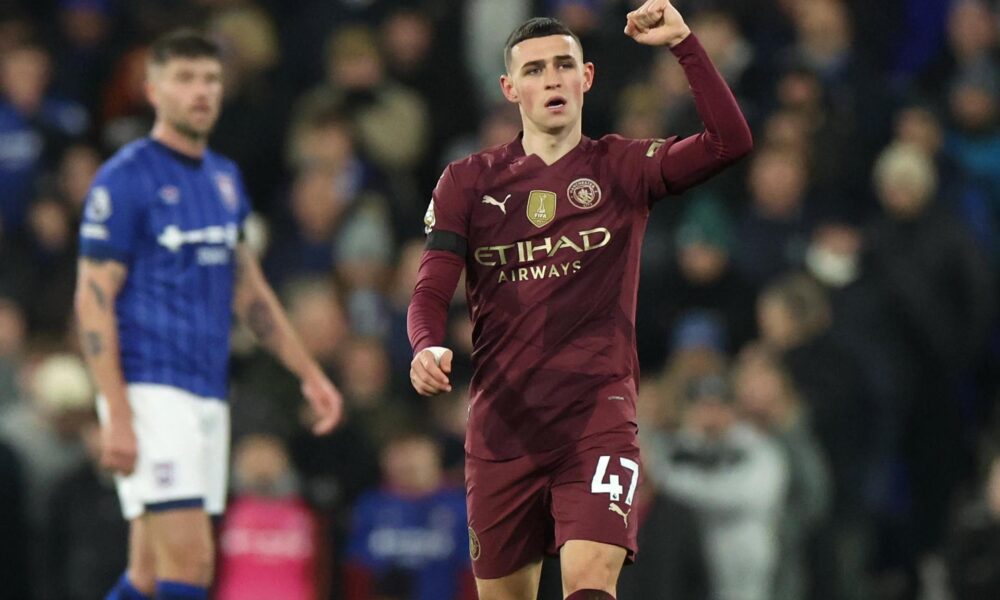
xmin=591 ymin=455 xmax=639 ymax=506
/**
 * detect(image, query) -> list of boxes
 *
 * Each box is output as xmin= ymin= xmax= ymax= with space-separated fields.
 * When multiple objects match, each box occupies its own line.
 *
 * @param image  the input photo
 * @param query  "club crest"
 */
xmin=468 ymin=527 xmax=481 ymax=561
xmin=215 ymin=173 xmax=239 ymax=213
xmin=567 ymin=178 xmax=601 ymax=210
xmin=526 ymin=190 xmax=556 ymax=228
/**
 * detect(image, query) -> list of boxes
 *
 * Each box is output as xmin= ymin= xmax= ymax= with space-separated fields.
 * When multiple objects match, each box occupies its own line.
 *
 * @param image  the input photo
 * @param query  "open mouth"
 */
xmin=545 ymin=96 xmax=567 ymax=110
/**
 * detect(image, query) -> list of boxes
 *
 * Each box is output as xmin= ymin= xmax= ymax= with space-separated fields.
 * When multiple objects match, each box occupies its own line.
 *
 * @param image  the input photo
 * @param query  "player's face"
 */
xmin=147 ymin=57 xmax=223 ymax=141
xmin=501 ymin=35 xmax=594 ymax=134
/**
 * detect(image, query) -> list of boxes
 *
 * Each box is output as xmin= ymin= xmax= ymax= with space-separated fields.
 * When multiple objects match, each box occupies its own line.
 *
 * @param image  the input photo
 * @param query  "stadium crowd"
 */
xmin=0 ymin=0 xmax=997 ymax=599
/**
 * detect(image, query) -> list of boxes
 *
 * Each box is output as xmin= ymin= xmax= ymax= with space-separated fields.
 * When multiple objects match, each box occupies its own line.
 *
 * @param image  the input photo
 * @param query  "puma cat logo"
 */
xmin=609 ymin=503 xmax=631 ymax=528
xmin=482 ymin=194 xmax=511 ymax=214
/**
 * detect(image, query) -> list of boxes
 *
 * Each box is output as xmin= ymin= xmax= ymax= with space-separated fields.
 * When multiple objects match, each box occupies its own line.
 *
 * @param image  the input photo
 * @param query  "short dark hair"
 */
xmin=148 ymin=28 xmax=220 ymax=67
xmin=503 ymin=17 xmax=581 ymax=72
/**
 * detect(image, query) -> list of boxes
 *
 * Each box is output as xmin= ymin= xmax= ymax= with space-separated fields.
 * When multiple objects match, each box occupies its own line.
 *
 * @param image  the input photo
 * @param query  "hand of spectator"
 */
xmin=301 ymin=368 xmax=343 ymax=435
xmin=100 ymin=417 xmax=138 ymax=475
xmin=624 ymin=0 xmax=691 ymax=47
xmin=410 ymin=347 xmax=453 ymax=396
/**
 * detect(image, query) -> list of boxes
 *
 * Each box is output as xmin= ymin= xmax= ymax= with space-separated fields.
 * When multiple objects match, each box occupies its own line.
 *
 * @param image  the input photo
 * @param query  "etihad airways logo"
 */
xmin=474 ymin=227 xmax=612 ymax=283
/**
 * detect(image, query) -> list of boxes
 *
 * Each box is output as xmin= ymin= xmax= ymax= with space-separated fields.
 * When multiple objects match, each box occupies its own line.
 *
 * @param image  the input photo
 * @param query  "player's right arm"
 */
xmin=406 ymin=164 xmax=469 ymax=396
xmin=75 ymin=166 xmax=146 ymax=475
xmin=74 ymin=257 xmax=134 ymax=474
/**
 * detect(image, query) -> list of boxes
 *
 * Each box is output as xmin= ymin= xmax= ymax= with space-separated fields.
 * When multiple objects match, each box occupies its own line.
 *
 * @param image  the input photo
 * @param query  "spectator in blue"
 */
xmin=344 ymin=430 xmax=475 ymax=600
xmin=0 ymin=40 xmax=88 ymax=230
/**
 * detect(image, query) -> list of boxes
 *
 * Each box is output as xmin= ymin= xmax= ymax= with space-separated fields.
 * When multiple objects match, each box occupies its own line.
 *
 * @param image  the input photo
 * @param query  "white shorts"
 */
xmin=97 ymin=383 xmax=230 ymax=520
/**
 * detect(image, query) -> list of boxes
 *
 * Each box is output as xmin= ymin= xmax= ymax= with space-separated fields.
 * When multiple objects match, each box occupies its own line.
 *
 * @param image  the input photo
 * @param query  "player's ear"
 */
xmin=144 ymin=66 xmax=159 ymax=108
xmin=582 ymin=61 xmax=595 ymax=93
xmin=499 ymin=74 xmax=519 ymax=104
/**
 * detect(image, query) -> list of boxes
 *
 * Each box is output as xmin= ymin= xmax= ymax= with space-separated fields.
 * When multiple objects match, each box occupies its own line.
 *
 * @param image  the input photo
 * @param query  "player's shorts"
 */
xmin=465 ymin=426 xmax=641 ymax=579
xmin=96 ymin=383 xmax=230 ymax=520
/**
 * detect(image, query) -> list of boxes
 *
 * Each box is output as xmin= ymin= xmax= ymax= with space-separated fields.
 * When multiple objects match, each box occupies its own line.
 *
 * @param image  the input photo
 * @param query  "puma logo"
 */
xmin=609 ymin=503 xmax=631 ymax=528
xmin=482 ymin=194 xmax=511 ymax=214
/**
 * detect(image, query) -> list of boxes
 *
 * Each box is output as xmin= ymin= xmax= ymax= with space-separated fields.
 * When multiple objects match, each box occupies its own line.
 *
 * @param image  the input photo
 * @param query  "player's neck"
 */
xmin=520 ymin=122 xmax=582 ymax=166
xmin=151 ymin=122 xmax=208 ymax=159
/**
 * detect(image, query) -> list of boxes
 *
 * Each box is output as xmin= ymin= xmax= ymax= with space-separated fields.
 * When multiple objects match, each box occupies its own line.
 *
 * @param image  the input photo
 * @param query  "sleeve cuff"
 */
xmin=668 ymin=32 xmax=701 ymax=57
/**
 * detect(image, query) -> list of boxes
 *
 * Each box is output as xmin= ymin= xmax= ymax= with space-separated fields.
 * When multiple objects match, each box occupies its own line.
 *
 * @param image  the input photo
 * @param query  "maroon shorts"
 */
xmin=465 ymin=427 xmax=641 ymax=579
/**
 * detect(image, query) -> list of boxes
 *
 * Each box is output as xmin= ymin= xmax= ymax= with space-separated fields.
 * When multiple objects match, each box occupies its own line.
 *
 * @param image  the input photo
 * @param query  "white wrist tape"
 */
xmin=425 ymin=346 xmax=450 ymax=366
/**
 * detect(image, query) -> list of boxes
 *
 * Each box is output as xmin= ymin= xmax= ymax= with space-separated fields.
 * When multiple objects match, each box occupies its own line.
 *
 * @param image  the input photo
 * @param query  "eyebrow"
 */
xmin=520 ymin=54 xmax=577 ymax=72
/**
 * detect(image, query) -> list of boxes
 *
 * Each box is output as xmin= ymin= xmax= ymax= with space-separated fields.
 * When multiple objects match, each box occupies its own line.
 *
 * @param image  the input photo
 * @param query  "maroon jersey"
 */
xmin=409 ymin=35 xmax=752 ymax=460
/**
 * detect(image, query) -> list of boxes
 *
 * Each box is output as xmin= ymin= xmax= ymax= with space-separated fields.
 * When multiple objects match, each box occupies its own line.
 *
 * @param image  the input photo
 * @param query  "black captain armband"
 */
xmin=425 ymin=230 xmax=467 ymax=256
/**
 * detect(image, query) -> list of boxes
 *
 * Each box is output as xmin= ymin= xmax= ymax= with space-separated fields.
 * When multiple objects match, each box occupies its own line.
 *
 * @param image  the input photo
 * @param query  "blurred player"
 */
xmin=407 ymin=2 xmax=752 ymax=599
xmin=75 ymin=30 xmax=343 ymax=600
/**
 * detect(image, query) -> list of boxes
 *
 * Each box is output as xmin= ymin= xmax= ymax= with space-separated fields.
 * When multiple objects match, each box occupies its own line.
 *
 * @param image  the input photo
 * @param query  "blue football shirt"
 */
xmin=78 ymin=138 xmax=251 ymax=400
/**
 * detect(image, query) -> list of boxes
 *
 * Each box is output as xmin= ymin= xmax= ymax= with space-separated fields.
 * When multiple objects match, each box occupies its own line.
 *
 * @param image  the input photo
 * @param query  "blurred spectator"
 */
xmin=302 ymin=24 xmax=428 ymax=187
xmin=208 ymin=4 xmax=290 ymax=214
xmin=784 ymin=0 xmax=891 ymax=195
xmin=946 ymin=450 xmax=1000 ymax=600
xmin=0 ymin=438 xmax=30 ymax=600
xmin=98 ymin=45 xmax=151 ymax=150
xmin=233 ymin=277 xmax=348 ymax=438
xmin=440 ymin=100 xmax=522 ymax=166
xmin=735 ymin=145 xmax=811 ymax=288
xmin=0 ymin=297 xmax=28 ymax=408
xmin=658 ymin=311 xmax=730 ymax=428
xmin=216 ymin=434 xmax=326 ymax=600
xmin=380 ymin=6 xmax=480 ymax=194
xmin=386 ymin=237 xmax=425 ymax=375
xmin=55 ymin=142 xmax=101 ymax=209
xmin=0 ymin=40 xmax=88 ymax=230
xmin=624 ymin=376 xmax=712 ymax=600
xmin=42 ymin=411 xmax=127 ymax=600
xmin=336 ymin=336 xmax=414 ymax=447
xmin=267 ymin=98 xmax=396 ymax=295
xmin=464 ymin=0 xmax=531 ymax=103
xmin=0 ymin=352 xmax=92 ymax=520
xmin=917 ymin=0 xmax=1000 ymax=108
xmin=647 ymin=371 xmax=788 ymax=600
xmin=803 ymin=221 xmax=906 ymax=509
xmin=733 ymin=345 xmax=831 ymax=600
xmin=616 ymin=490 xmax=710 ymax=600
xmin=24 ymin=193 xmax=76 ymax=338
xmin=663 ymin=194 xmax=755 ymax=353
xmin=757 ymin=272 xmax=874 ymax=600
xmin=867 ymin=142 xmax=996 ymax=563
xmin=343 ymin=430 xmax=475 ymax=600
xmin=51 ymin=0 xmax=116 ymax=114
xmin=943 ymin=57 xmax=1000 ymax=261
xmin=0 ymin=353 xmax=93 ymax=597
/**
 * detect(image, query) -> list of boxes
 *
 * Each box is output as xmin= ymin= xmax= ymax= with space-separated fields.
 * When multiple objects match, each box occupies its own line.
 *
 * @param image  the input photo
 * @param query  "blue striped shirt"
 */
xmin=79 ymin=138 xmax=251 ymax=400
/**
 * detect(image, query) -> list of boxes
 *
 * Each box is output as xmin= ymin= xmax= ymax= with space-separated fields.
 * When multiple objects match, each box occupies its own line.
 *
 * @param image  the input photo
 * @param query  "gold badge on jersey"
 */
xmin=526 ymin=190 xmax=556 ymax=228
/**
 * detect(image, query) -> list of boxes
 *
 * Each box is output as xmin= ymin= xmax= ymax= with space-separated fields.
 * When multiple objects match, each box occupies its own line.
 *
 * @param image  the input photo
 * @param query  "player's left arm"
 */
xmin=626 ymin=0 xmax=753 ymax=194
xmin=233 ymin=244 xmax=343 ymax=434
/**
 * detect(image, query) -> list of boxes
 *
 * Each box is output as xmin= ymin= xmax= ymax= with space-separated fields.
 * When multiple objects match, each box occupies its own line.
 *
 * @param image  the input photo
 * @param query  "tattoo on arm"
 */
xmin=247 ymin=298 xmax=276 ymax=343
xmin=84 ymin=331 xmax=103 ymax=356
xmin=88 ymin=279 xmax=107 ymax=310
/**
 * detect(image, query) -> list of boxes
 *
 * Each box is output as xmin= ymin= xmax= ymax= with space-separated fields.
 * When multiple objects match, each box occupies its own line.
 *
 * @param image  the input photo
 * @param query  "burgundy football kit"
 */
xmin=407 ymin=34 xmax=752 ymax=579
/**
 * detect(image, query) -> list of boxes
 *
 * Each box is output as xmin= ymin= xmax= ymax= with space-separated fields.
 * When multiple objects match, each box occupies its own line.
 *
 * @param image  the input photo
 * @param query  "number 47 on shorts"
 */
xmin=590 ymin=455 xmax=639 ymax=506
